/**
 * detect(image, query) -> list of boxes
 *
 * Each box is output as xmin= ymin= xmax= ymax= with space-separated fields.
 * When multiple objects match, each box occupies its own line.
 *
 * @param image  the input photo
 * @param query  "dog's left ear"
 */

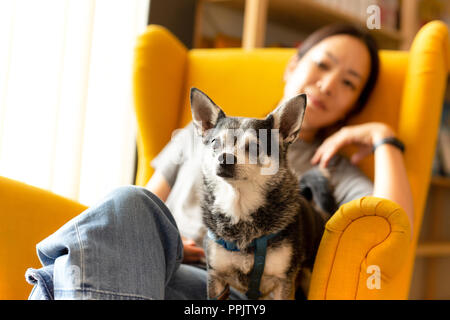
xmin=190 ymin=87 xmax=226 ymax=137
xmin=270 ymin=93 xmax=307 ymax=144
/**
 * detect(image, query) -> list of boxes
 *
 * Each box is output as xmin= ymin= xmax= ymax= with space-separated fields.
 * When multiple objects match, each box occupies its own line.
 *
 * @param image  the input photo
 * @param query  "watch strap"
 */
xmin=372 ymin=137 xmax=405 ymax=153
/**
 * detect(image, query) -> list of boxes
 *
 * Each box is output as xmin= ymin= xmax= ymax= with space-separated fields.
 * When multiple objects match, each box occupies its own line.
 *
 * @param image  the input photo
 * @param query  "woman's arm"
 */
xmin=145 ymin=171 xmax=206 ymax=262
xmin=145 ymin=171 xmax=171 ymax=203
xmin=371 ymin=129 xmax=414 ymax=236
xmin=310 ymin=122 xmax=414 ymax=237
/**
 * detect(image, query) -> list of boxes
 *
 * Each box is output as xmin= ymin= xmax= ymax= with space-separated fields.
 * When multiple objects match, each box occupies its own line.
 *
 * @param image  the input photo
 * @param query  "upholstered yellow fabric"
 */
xmin=0 ymin=176 xmax=87 ymax=299
xmin=133 ymin=25 xmax=188 ymax=186
xmin=308 ymin=197 xmax=411 ymax=299
xmin=0 ymin=21 xmax=447 ymax=299
xmin=395 ymin=20 xmax=449 ymax=298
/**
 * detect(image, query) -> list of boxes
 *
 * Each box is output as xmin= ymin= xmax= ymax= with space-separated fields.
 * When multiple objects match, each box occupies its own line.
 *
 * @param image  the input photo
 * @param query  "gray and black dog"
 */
xmin=190 ymin=87 xmax=336 ymax=300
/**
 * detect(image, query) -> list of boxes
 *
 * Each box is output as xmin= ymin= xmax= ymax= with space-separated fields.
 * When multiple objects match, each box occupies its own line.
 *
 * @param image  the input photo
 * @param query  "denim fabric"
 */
xmin=25 ymin=186 xmax=246 ymax=300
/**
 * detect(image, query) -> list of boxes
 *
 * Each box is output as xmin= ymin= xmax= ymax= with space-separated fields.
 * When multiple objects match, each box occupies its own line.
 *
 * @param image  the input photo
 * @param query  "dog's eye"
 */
xmin=211 ymin=138 xmax=221 ymax=150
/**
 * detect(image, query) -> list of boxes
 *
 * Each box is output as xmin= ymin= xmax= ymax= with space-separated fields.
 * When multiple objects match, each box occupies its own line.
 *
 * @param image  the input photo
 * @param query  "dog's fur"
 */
xmin=190 ymin=88 xmax=335 ymax=300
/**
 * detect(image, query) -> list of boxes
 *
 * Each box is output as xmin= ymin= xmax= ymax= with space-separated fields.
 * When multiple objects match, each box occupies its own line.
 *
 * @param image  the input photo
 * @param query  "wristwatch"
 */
xmin=372 ymin=137 xmax=405 ymax=153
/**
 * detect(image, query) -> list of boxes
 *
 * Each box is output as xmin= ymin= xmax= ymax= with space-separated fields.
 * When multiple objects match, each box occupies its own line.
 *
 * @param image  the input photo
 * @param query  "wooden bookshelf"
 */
xmin=239 ymin=0 xmax=399 ymax=47
xmin=418 ymin=175 xmax=450 ymax=299
xmin=431 ymin=175 xmax=450 ymax=188
xmin=416 ymin=242 xmax=450 ymax=257
xmin=198 ymin=0 xmax=415 ymax=50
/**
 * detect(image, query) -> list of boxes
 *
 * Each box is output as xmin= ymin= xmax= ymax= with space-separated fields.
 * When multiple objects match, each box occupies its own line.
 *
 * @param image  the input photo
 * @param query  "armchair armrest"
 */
xmin=308 ymin=196 xmax=411 ymax=300
xmin=0 ymin=176 xmax=87 ymax=299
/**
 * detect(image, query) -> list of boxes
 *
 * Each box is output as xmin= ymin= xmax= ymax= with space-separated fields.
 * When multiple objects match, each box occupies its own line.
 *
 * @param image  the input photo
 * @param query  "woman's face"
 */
xmin=283 ymin=34 xmax=371 ymax=132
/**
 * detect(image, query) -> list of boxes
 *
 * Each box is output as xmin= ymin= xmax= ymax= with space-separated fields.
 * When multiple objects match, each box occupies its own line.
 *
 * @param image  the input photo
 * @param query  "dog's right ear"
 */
xmin=190 ymin=87 xmax=226 ymax=137
xmin=270 ymin=93 xmax=307 ymax=145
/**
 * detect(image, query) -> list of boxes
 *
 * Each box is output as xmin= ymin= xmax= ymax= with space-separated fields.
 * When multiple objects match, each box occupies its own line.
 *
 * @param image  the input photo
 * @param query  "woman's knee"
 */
xmin=104 ymin=185 xmax=180 ymax=244
xmin=107 ymin=186 xmax=166 ymax=218
xmin=109 ymin=185 xmax=152 ymax=207
xmin=105 ymin=186 xmax=183 ymax=278
xmin=74 ymin=186 xmax=165 ymax=241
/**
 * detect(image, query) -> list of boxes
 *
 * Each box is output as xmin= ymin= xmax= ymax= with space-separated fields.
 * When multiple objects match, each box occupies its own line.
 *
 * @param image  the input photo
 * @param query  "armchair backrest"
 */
xmin=177 ymin=49 xmax=408 ymax=180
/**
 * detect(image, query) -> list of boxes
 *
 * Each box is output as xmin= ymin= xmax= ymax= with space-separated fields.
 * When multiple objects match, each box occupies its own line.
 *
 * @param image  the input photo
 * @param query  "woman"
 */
xmin=26 ymin=24 xmax=413 ymax=300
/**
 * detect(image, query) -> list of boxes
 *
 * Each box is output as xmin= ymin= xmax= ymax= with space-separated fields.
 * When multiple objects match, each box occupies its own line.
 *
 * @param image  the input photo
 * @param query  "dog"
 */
xmin=189 ymin=87 xmax=336 ymax=300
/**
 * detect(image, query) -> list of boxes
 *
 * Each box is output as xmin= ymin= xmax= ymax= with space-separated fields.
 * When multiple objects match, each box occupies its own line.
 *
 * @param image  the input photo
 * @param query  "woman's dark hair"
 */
xmin=297 ymin=23 xmax=380 ymax=121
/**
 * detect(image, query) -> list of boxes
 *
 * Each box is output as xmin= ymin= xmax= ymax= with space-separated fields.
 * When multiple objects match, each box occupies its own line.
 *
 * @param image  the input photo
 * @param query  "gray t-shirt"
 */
xmin=151 ymin=122 xmax=373 ymax=245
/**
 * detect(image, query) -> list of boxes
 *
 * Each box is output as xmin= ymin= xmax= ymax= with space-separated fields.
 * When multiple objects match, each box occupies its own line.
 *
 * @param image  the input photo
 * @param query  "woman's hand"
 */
xmin=182 ymin=237 xmax=205 ymax=263
xmin=311 ymin=121 xmax=414 ymax=237
xmin=310 ymin=122 xmax=395 ymax=168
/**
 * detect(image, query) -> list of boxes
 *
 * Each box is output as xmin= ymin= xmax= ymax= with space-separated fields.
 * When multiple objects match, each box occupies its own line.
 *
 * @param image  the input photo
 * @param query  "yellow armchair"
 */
xmin=132 ymin=21 xmax=448 ymax=299
xmin=0 ymin=21 xmax=448 ymax=299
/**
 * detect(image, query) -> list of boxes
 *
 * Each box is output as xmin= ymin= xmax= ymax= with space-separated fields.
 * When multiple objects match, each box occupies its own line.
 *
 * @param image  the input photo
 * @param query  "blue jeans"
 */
xmin=25 ymin=186 xmax=246 ymax=300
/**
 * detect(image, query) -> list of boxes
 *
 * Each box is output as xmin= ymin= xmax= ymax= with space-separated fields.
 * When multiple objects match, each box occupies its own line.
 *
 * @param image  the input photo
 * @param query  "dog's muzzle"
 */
xmin=216 ymin=153 xmax=236 ymax=178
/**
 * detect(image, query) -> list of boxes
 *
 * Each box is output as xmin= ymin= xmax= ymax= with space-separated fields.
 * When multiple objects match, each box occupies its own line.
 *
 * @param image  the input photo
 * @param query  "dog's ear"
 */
xmin=270 ymin=93 xmax=307 ymax=144
xmin=190 ymin=87 xmax=226 ymax=137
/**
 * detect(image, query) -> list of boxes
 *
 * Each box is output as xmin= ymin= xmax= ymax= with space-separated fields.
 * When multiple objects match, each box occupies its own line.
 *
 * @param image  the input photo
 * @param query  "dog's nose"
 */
xmin=218 ymin=153 xmax=236 ymax=166
xmin=217 ymin=153 xmax=236 ymax=178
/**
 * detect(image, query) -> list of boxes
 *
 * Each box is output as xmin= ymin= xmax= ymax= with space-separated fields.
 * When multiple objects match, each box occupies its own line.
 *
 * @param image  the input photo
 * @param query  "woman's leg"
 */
xmin=26 ymin=186 xmax=185 ymax=300
xmin=26 ymin=185 xmax=247 ymax=300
